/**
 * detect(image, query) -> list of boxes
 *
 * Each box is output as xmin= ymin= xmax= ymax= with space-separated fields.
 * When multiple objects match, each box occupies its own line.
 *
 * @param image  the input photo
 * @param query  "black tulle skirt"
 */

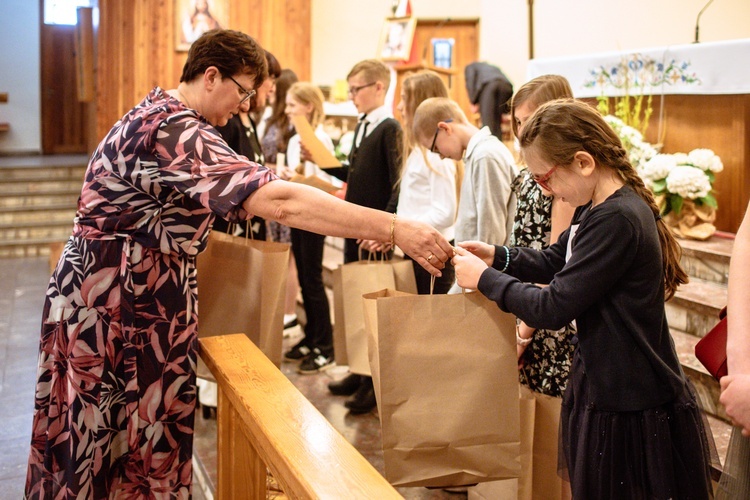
xmin=559 ymin=351 xmax=715 ymax=500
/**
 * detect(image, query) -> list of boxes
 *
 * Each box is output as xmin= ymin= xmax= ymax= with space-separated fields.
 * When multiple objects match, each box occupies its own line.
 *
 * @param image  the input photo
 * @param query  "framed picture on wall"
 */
xmin=377 ymin=17 xmax=417 ymax=61
xmin=175 ymin=0 xmax=229 ymax=51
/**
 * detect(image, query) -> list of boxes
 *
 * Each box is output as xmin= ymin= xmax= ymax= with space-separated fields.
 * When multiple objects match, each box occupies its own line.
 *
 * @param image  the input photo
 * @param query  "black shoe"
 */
xmin=328 ymin=373 xmax=363 ymax=396
xmin=297 ymin=348 xmax=335 ymax=374
xmin=283 ymin=314 xmax=298 ymax=329
xmin=345 ymin=377 xmax=376 ymax=414
xmin=284 ymin=341 xmax=311 ymax=362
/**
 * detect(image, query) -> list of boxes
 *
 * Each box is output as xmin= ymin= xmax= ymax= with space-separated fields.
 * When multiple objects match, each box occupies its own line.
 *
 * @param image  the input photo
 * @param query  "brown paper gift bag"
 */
xmin=332 ymin=258 xmax=416 ymax=376
xmin=526 ymin=384 xmax=566 ymax=500
xmin=364 ymin=289 xmax=520 ymax=488
xmin=469 ymin=387 xmax=536 ymax=499
xmin=196 ymin=230 xmax=290 ymax=373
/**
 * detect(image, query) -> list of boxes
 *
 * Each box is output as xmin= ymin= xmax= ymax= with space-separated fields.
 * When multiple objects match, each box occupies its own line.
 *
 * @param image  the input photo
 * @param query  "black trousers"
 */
xmin=478 ymin=78 xmax=514 ymax=139
xmin=291 ymin=228 xmax=333 ymax=353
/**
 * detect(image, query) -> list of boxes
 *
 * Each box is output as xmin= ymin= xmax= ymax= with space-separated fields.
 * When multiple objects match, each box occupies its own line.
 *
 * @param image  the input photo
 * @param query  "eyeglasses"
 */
xmin=532 ymin=165 xmax=558 ymax=191
xmin=430 ymin=118 xmax=453 ymax=154
xmin=348 ymin=82 xmax=376 ymax=96
xmin=228 ymin=75 xmax=256 ymax=105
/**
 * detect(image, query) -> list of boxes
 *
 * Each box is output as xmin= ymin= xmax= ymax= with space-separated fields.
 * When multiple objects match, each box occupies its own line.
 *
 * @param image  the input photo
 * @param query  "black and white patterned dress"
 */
xmin=511 ymin=171 xmax=576 ymax=398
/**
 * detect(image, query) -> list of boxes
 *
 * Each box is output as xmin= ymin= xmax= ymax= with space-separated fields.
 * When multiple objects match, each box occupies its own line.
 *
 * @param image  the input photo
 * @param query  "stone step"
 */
xmin=0 ymin=237 xmax=62 ymax=258
xmin=0 ymin=220 xmax=72 ymax=240
xmin=678 ymin=233 xmax=733 ymax=286
xmin=0 ymin=179 xmax=82 ymax=194
xmin=666 ymin=277 xmax=726 ymax=339
xmin=0 ymin=203 xmax=77 ymax=224
xmin=671 ymin=327 xmax=728 ymax=422
xmin=0 ymin=191 xmax=79 ymax=209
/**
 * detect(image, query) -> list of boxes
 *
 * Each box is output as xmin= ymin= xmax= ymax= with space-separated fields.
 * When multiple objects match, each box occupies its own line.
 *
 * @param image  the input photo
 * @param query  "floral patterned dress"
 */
xmin=511 ymin=172 xmax=576 ymax=398
xmin=25 ymin=88 xmax=276 ymax=499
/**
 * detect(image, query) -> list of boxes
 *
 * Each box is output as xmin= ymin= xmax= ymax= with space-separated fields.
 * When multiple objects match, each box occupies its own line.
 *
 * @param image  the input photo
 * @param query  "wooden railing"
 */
xmin=199 ymin=334 xmax=402 ymax=499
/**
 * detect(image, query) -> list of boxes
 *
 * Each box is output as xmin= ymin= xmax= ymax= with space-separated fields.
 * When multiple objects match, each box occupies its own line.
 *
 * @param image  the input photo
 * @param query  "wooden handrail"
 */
xmin=199 ymin=334 xmax=402 ymax=499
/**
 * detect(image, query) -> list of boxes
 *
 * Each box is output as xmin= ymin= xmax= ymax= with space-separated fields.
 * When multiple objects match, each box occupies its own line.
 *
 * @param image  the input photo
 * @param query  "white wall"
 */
xmin=480 ymin=0 xmax=750 ymax=89
xmin=311 ymin=0 xmax=750 ymax=93
xmin=311 ymin=0 xmax=481 ymax=86
xmin=0 ymin=0 xmax=41 ymax=154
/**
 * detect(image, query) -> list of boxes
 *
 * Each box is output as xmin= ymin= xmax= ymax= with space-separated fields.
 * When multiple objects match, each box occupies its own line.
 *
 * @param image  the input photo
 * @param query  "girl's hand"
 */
xmin=456 ymin=241 xmax=496 ymax=267
xmin=278 ymin=166 xmax=294 ymax=180
xmin=300 ymin=142 xmax=314 ymax=164
xmin=516 ymin=321 xmax=535 ymax=360
xmin=452 ymin=246 xmax=489 ymax=289
xmin=720 ymin=374 xmax=750 ymax=436
xmin=359 ymin=239 xmax=391 ymax=254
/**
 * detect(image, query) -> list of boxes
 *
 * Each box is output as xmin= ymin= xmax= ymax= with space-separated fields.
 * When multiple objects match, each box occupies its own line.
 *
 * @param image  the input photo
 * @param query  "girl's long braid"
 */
xmin=604 ymin=141 xmax=689 ymax=300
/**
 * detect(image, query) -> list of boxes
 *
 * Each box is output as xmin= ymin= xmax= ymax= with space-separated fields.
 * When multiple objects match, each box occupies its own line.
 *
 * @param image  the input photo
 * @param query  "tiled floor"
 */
xmin=0 ymin=257 xmax=462 ymax=499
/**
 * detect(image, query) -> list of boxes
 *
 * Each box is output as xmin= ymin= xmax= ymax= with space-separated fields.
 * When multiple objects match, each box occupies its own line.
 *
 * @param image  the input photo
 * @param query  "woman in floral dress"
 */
xmin=25 ymin=29 xmax=454 ymax=499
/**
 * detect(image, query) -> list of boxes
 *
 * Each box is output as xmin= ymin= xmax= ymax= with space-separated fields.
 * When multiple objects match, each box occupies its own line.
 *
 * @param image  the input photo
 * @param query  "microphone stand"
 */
xmin=694 ymin=0 xmax=715 ymax=43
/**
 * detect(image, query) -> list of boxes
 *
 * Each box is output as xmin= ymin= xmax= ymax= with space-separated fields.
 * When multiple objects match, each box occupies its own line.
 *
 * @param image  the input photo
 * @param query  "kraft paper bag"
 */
xmin=196 ymin=230 xmax=290 ymax=375
xmin=469 ymin=387 xmax=537 ymax=500
xmin=526 ymin=384 xmax=567 ymax=500
xmin=332 ymin=258 xmax=416 ymax=376
xmin=363 ymin=288 xmax=520 ymax=488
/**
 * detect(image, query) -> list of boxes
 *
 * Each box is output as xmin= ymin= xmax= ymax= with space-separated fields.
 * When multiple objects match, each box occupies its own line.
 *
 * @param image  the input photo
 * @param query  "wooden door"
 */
xmin=40 ymin=23 xmax=90 ymax=154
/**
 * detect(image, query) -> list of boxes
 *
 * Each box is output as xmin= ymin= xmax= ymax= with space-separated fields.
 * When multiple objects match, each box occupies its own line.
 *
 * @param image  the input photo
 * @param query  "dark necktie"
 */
xmin=350 ymin=115 xmax=368 ymax=163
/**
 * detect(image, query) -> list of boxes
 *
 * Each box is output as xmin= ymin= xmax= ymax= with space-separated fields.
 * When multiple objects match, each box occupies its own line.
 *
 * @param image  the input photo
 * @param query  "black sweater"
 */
xmin=477 ymin=187 xmax=686 ymax=411
xmin=329 ymin=118 xmax=402 ymax=213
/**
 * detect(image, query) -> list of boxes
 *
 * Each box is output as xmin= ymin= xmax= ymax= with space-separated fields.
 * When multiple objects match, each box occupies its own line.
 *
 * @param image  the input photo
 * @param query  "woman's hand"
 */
xmin=720 ymin=374 xmax=750 ymax=436
xmin=456 ymin=241 xmax=496 ymax=267
xmin=452 ymin=246 xmax=490 ymax=289
xmin=392 ymin=218 xmax=454 ymax=276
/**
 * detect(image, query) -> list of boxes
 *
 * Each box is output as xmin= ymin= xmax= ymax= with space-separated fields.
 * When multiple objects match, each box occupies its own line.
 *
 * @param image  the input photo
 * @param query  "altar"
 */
xmin=526 ymin=39 xmax=750 ymax=233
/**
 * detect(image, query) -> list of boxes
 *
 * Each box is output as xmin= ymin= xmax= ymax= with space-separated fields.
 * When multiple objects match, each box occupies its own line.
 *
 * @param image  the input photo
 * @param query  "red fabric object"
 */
xmin=694 ymin=307 xmax=728 ymax=380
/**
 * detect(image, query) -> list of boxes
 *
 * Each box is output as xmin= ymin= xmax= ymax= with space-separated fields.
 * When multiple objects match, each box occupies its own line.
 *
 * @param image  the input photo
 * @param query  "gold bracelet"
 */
xmin=516 ymin=323 xmax=533 ymax=346
xmin=390 ymin=213 xmax=397 ymax=249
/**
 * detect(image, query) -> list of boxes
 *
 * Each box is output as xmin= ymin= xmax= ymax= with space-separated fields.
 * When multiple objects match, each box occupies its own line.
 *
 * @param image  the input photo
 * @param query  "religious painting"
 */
xmin=377 ymin=17 xmax=417 ymax=62
xmin=175 ymin=0 xmax=229 ymax=51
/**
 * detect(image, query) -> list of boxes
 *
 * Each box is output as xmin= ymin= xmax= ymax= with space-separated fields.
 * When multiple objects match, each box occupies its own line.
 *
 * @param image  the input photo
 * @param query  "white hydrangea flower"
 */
xmin=640 ymin=154 xmax=676 ymax=182
xmin=665 ymin=166 xmax=712 ymax=199
xmin=687 ymin=148 xmax=724 ymax=173
xmin=672 ymin=152 xmax=689 ymax=165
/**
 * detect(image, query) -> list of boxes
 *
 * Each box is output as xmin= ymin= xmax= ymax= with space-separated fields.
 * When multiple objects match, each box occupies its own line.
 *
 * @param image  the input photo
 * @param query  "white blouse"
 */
xmin=396 ymin=147 xmax=457 ymax=242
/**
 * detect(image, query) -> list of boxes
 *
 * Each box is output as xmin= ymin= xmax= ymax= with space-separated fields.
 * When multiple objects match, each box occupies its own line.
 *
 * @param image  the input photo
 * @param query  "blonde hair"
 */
xmin=287 ymin=82 xmax=325 ymax=128
xmin=347 ymin=59 xmax=391 ymax=89
xmin=412 ymin=97 xmax=468 ymax=145
xmin=519 ymin=99 xmax=688 ymax=299
xmin=399 ymin=72 xmax=463 ymax=205
xmin=510 ymin=74 xmax=573 ymax=139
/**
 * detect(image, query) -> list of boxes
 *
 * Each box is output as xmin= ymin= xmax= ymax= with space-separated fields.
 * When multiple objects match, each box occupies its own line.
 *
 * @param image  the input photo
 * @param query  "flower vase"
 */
xmin=663 ymin=198 xmax=717 ymax=241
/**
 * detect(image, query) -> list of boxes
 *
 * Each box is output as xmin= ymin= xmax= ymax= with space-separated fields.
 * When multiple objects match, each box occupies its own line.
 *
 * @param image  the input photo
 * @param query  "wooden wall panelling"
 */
xmin=41 ymin=23 xmax=89 ymax=153
xmin=95 ymin=0 xmax=311 ymax=141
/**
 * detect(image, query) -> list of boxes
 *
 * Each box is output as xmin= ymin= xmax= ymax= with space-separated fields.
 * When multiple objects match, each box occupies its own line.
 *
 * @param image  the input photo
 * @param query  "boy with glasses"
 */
xmin=322 ymin=59 xmax=403 ymax=414
xmin=413 ymin=97 xmax=518 ymax=293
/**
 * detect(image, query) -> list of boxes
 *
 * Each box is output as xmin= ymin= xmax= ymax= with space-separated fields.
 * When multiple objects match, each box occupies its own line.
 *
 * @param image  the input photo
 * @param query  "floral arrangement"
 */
xmin=639 ymin=149 xmax=722 ymax=216
xmin=604 ymin=115 xmax=657 ymax=171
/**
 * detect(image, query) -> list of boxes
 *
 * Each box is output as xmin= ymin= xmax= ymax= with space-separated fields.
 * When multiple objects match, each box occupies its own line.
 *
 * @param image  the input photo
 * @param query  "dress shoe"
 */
xmin=328 ymin=373 xmax=362 ymax=396
xmin=345 ymin=376 xmax=377 ymax=414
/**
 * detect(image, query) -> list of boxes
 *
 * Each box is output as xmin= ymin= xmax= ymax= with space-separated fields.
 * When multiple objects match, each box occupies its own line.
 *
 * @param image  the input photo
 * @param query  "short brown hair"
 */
xmin=412 ymin=97 xmax=468 ymax=144
xmin=347 ymin=59 xmax=391 ymax=89
xmin=510 ymin=74 xmax=573 ymax=138
xmin=180 ymin=29 xmax=267 ymax=88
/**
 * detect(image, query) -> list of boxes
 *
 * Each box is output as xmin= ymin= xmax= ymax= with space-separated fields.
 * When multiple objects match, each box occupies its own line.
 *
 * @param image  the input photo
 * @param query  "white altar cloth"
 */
xmin=527 ymin=38 xmax=750 ymax=98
